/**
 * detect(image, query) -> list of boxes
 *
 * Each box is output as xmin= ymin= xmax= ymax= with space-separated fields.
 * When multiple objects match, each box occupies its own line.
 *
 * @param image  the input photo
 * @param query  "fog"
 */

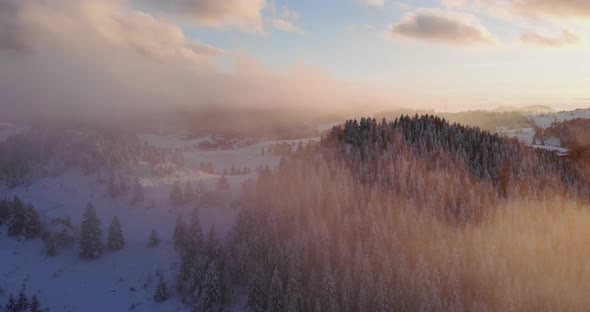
xmin=0 ymin=0 xmax=398 ymax=124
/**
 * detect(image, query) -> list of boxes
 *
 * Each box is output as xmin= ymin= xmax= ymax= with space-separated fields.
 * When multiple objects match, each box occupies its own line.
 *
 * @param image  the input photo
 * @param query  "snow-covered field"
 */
xmin=0 ymin=123 xmax=29 ymax=143
xmin=529 ymin=109 xmax=590 ymax=129
xmin=0 ymin=131 xmax=319 ymax=312
xmin=496 ymin=109 xmax=590 ymax=155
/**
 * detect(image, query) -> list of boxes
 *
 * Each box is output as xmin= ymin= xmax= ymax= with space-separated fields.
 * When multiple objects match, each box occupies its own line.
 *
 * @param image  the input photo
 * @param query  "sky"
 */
xmin=1 ymin=0 xmax=589 ymax=120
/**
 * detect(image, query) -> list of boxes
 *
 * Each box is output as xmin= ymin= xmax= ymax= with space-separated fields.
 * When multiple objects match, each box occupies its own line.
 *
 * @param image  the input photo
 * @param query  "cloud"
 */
xmin=390 ymin=9 xmax=496 ymax=45
xmin=0 ymin=0 xmax=396 ymax=121
xmin=140 ymin=0 xmax=267 ymax=32
xmin=0 ymin=0 xmax=30 ymax=54
xmin=364 ymin=0 xmax=385 ymax=8
xmin=511 ymin=0 xmax=590 ymax=21
xmin=270 ymin=5 xmax=304 ymax=34
xmin=441 ymin=0 xmax=470 ymax=8
xmin=521 ymin=29 xmax=583 ymax=47
xmin=452 ymin=0 xmax=590 ymax=21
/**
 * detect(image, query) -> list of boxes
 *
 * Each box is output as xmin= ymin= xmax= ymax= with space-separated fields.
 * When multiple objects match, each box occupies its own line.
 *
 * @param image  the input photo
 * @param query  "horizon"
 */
xmin=1 ymin=0 xmax=590 ymax=120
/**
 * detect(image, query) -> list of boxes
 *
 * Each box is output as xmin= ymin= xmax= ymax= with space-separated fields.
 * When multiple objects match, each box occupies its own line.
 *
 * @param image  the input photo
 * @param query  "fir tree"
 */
xmin=79 ymin=203 xmax=103 ymax=259
xmin=45 ymin=235 xmax=57 ymax=256
xmin=0 ymin=196 xmax=9 ymax=224
xmin=170 ymin=181 xmax=183 ymax=205
xmin=183 ymin=181 xmax=194 ymax=203
xmin=200 ymin=260 xmax=222 ymax=312
xmin=15 ymin=290 xmax=29 ymax=311
xmin=154 ymin=273 xmax=169 ymax=302
xmin=132 ymin=178 xmax=144 ymax=203
xmin=195 ymin=180 xmax=208 ymax=197
xmin=5 ymin=294 xmax=16 ymax=312
xmin=147 ymin=229 xmax=161 ymax=247
xmin=7 ymin=196 xmax=25 ymax=237
xmin=23 ymin=204 xmax=41 ymax=239
xmin=321 ymin=267 xmax=339 ymax=312
xmin=29 ymin=295 xmax=41 ymax=312
xmin=107 ymin=216 xmax=125 ymax=250
xmin=173 ymin=215 xmax=187 ymax=251
xmin=247 ymin=265 xmax=266 ymax=312
xmin=266 ymin=268 xmax=284 ymax=312
xmin=216 ymin=175 xmax=230 ymax=192
xmin=374 ymin=275 xmax=389 ymax=312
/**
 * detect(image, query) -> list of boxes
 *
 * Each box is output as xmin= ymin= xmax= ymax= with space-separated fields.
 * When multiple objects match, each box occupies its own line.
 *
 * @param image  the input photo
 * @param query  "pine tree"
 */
xmin=195 ymin=180 xmax=208 ymax=198
xmin=5 ymin=294 xmax=16 ymax=312
xmin=132 ymin=178 xmax=144 ymax=203
xmin=0 ymin=196 xmax=9 ymax=224
xmin=200 ymin=260 xmax=222 ymax=312
xmin=216 ymin=175 xmax=230 ymax=192
xmin=170 ymin=181 xmax=183 ymax=205
xmin=8 ymin=196 xmax=25 ymax=237
xmin=45 ymin=235 xmax=58 ymax=256
xmin=173 ymin=215 xmax=186 ymax=251
xmin=23 ymin=203 xmax=42 ymax=239
xmin=247 ymin=265 xmax=266 ymax=312
xmin=321 ymin=267 xmax=339 ymax=312
xmin=183 ymin=181 xmax=194 ymax=203
xmin=108 ymin=175 xmax=119 ymax=198
xmin=154 ymin=273 xmax=169 ymax=302
xmin=147 ymin=229 xmax=161 ymax=247
xmin=107 ymin=216 xmax=125 ymax=250
xmin=374 ymin=275 xmax=389 ymax=312
xmin=206 ymin=227 xmax=221 ymax=259
xmin=266 ymin=268 xmax=284 ymax=312
xmin=29 ymin=295 xmax=41 ymax=312
xmin=189 ymin=211 xmax=205 ymax=255
xmin=16 ymin=290 xmax=29 ymax=310
xmin=79 ymin=203 xmax=103 ymax=259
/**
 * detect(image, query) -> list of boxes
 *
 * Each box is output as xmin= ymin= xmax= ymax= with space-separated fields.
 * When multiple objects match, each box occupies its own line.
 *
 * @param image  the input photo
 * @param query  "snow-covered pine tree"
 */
xmin=30 ymin=295 xmax=41 ymax=312
xmin=216 ymin=175 xmax=230 ymax=193
xmin=374 ymin=275 xmax=390 ymax=312
xmin=0 ymin=196 xmax=9 ymax=224
xmin=247 ymin=265 xmax=266 ymax=312
xmin=170 ymin=181 xmax=183 ymax=205
xmin=45 ymin=235 xmax=58 ymax=256
xmin=108 ymin=175 xmax=119 ymax=198
xmin=266 ymin=268 xmax=284 ymax=312
xmin=23 ymin=203 xmax=42 ymax=239
xmin=15 ymin=290 xmax=29 ymax=310
xmin=132 ymin=178 xmax=144 ymax=203
xmin=206 ymin=227 xmax=222 ymax=259
xmin=5 ymin=294 xmax=16 ymax=312
xmin=107 ymin=216 xmax=125 ymax=250
xmin=183 ymin=181 xmax=194 ymax=203
xmin=200 ymin=260 xmax=222 ymax=312
xmin=7 ymin=196 xmax=25 ymax=238
xmin=147 ymin=229 xmax=161 ymax=247
xmin=79 ymin=203 xmax=103 ymax=259
xmin=154 ymin=273 xmax=169 ymax=302
xmin=195 ymin=180 xmax=208 ymax=198
xmin=321 ymin=266 xmax=339 ymax=312
xmin=339 ymin=266 xmax=353 ymax=312
xmin=173 ymin=215 xmax=186 ymax=252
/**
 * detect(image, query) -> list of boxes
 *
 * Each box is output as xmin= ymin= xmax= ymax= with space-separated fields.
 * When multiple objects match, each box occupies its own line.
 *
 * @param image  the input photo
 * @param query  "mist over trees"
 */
xmin=175 ymin=115 xmax=590 ymax=311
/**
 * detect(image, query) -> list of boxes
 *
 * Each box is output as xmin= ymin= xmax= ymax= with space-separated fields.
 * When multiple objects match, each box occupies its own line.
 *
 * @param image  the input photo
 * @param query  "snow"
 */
xmin=529 ymin=109 xmax=590 ymax=129
xmin=0 ymin=123 xmax=28 ymax=143
xmin=139 ymin=133 xmax=214 ymax=149
xmin=531 ymin=145 xmax=569 ymax=156
xmin=0 ymin=132 xmax=318 ymax=311
xmin=0 ymin=170 xmax=240 ymax=311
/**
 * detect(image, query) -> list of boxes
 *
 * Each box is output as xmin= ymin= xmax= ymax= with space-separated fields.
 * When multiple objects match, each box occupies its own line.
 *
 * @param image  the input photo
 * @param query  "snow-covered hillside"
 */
xmin=497 ymin=108 xmax=590 ymax=155
xmin=530 ymin=109 xmax=590 ymax=129
xmin=0 ymin=129 xmax=318 ymax=312
xmin=0 ymin=123 xmax=28 ymax=143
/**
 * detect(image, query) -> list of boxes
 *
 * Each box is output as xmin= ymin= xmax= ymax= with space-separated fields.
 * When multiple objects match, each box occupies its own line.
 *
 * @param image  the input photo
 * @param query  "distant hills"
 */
xmin=493 ymin=105 xmax=554 ymax=113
